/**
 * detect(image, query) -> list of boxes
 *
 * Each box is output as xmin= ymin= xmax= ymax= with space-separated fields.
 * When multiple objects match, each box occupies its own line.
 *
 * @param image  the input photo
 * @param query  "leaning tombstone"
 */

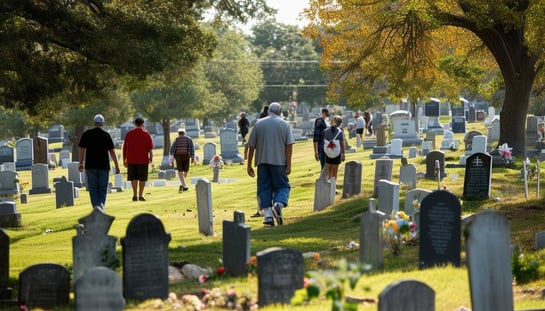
xmin=121 ymin=213 xmax=171 ymax=301
xmin=72 ymin=207 xmax=118 ymax=279
xmin=360 ymin=199 xmax=386 ymax=270
xmin=0 ymin=229 xmax=12 ymax=300
xmin=196 ymin=178 xmax=213 ymax=236
xmin=464 ymin=210 xmax=513 ymax=311
xmin=463 ymin=153 xmax=492 ymax=200
xmin=418 ymin=190 xmax=461 ymax=269
xmin=18 ymin=263 xmax=70 ymax=310
xmin=257 ymin=247 xmax=304 ymax=307
xmin=342 ymin=160 xmax=362 ymax=198
xmin=222 ymin=211 xmax=251 ymax=277
xmin=74 ymin=267 xmax=125 ymax=311
xmin=378 ymin=279 xmax=435 ymax=311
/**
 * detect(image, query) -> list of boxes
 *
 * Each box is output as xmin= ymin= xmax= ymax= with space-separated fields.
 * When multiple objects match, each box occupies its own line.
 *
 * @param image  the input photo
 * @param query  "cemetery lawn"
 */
xmin=5 ymin=122 xmax=545 ymax=310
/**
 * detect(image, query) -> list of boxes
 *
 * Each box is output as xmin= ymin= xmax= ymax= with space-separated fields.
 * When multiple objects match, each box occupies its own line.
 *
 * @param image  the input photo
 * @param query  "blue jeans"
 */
xmin=85 ymin=169 xmax=109 ymax=207
xmin=257 ymin=164 xmax=290 ymax=209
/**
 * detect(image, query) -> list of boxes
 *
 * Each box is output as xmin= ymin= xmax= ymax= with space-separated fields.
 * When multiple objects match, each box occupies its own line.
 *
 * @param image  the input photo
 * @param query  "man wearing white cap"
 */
xmin=78 ymin=114 xmax=120 ymax=209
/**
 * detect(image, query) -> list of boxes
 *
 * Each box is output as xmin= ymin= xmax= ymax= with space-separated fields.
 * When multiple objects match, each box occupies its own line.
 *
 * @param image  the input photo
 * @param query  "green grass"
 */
xmin=4 ymin=122 xmax=545 ymax=310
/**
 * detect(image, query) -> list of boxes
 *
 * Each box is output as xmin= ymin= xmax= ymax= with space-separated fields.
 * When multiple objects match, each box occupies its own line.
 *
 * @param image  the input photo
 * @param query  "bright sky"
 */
xmin=266 ymin=0 xmax=309 ymax=27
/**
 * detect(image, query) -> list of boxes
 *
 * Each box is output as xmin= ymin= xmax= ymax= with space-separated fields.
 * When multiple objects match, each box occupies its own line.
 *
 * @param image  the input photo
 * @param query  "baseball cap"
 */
xmin=94 ymin=114 xmax=104 ymax=124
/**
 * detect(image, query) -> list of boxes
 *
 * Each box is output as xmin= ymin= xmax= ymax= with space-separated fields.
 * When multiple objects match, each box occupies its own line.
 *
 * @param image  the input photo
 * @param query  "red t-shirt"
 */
xmin=123 ymin=128 xmax=154 ymax=164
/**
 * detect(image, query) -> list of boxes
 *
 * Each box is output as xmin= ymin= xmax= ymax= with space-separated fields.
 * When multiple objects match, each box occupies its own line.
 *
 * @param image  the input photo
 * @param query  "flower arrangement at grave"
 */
xmin=383 ymin=211 xmax=417 ymax=256
xmin=498 ymin=143 xmax=513 ymax=166
xmin=198 ymin=259 xmax=226 ymax=284
xmin=209 ymin=155 xmax=224 ymax=170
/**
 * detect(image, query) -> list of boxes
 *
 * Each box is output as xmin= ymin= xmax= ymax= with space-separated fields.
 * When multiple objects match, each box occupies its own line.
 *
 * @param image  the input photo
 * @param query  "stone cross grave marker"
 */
xmin=463 ymin=153 xmax=492 ymax=200
xmin=121 ymin=213 xmax=171 ymax=301
xmin=18 ymin=263 xmax=70 ymax=309
xmin=54 ymin=176 xmax=74 ymax=208
xmin=360 ymin=201 xmax=386 ymax=270
xmin=342 ymin=160 xmax=362 ymax=198
xmin=418 ymin=190 xmax=461 ymax=269
xmin=257 ymin=247 xmax=304 ymax=307
xmin=378 ymin=280 xmax=435 ymax=311
xmin=222 ymin=211 xmax=251 ymax=277
xmin=373 ymin=157 xmax=393 ymax=196
xmin=74 ymin=267 xmax=125 ymax=311
xmin=29 ymin=163 xmax=52 ymax=194
xmin=464 ymin=210 xmax=513 ymax=311
xmin=196 ymin=178 xmax=213 ymax=236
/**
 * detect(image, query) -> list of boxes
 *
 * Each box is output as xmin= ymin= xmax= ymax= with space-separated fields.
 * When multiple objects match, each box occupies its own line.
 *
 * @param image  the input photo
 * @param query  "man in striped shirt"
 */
xmin=170 ymin=128 xmax=195 ymax=192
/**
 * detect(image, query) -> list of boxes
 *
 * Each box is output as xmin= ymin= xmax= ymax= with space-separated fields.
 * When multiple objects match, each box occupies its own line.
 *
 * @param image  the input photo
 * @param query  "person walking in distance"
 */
xmin=123 ymin=117 xmax=154 ymax=201
xmin=78 ymin=114 xmax=120 ymax=208
xmin=313 ymin=108 xmax=329 ymax=171
xmin=170 ymin=128 xmax=195 ymax=192
xmin=247 ymin=102 xmax=294 ymax=227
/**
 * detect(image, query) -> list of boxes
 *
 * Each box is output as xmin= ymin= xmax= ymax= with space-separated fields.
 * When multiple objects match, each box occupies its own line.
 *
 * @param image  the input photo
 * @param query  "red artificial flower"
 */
xmin=216 ymin=266 xmax=225 ymax=275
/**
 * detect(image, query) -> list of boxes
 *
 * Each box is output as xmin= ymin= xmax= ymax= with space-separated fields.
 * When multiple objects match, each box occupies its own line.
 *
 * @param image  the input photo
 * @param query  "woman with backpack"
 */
xmin=323 ymin=115 xmax=345 ymax=180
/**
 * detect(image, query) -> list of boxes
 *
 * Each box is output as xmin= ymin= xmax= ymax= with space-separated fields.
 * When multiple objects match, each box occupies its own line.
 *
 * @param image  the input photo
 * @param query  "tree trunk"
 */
xmin=71 ymin=125 xmax=85 ymax=162
xmin=161 ymin=118 xmax=171 ymax=157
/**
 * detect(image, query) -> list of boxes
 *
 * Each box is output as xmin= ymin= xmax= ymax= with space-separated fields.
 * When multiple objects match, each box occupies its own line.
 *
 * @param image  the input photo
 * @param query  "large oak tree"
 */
xmin=304 ymin=0 xmax=545 ymax=156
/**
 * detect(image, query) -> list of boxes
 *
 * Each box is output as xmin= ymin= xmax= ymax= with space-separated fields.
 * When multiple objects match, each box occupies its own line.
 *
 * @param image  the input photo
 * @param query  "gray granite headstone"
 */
xmin=463 ymin=153 xmax=492 ymax=200
xmin=0 ymin=229 xmax=12 ymax=299
xmin=59 ymin=149 xmax=71 ymax=168
xmin=465 ymin=210 xmax=513 ymax=311
xmin=342 ymin=160 xmax=362 ymax=198
xmin=0 ymin=146 xmax=14 ymax=165
xmin=359 ymin=202 xmax=385 ymax=270
xmin=536 ymin=231 xmax=545 ymax=250
xmin=68 ymin=162 xmax=84 ymax=187
xmin=418 ymin=190 xmax=461 ymax=269
xmin=404 ymin=188 xmax=431 ymax=217
xmin=220 ymin=128 xmax=243 ymax=163
xmin=257 ymin=247 xmax=304 ymax=306
xmin=222 ymin=211 xmax=251 ymax=277
xmin=408 ymin=146 xmax=418 ymax=159
xmin=203 ymin=142 xmax=217 ymax=166
xmin=48 ymin=124 xmax=65 ymax=143
xmin=15 ymin=138 xmax=33 ymax=170
xmin=425 ymin=151 xmax=446 ymax=180
xmin=377 ymin=179 xmax=399 ymax=216
xmin=29 ymin=164 xmax=52 ymax=194
xmin=72 ymin=207 xmax=117 ymax=279
xmin=196 ymin=178 xmax=213 ymax=236
xmin=399 ymin=163 xmax=417 ymax=190
xmin=313 ymin=172 xmax=335 ymax=212
xmin=373 ymin=157 xmax=393 ymax=196
xmin=0 ymin=201 xmax=21 ymax=228
xmin=378 ymin=280 xmax=435 ymax=311
xmin=0 ymin=170 xmax=19 ymax=197
xmin=121 ymin=213 xmax=171 ymax=301
xmin=74 ymin=267 xmax=125 ymax=311
xmin=18 ymin=263 xmax=70 ymax=309
xmin=32 ymin=137 xmax=48 ymax=165
xmin=54 ymin=176 xmax=74 ymax=208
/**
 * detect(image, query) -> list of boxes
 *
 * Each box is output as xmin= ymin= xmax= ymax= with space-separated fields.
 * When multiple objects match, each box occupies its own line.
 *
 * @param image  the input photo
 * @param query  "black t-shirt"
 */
xmin=78 ymin=127 xmax=115 ymax=170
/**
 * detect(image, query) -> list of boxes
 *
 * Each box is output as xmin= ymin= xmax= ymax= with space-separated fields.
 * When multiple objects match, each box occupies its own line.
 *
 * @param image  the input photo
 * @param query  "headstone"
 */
xmin=74 ymin=267 xmax=125 ymax=311
xmin=535 ymin=231 xmax=545 ymax=250
xmin=18 ymin=263 xmax=70 ymax=309
xmin=15 ymin=138 xmax=33 ymax=170
xmin=196 ymin=178 xmax=213 ymax=236
xmin=222 ymin=211 xmax=251 ymax=277
xmin=471 ymin=135 xmax=488 ymax=154
xmin=425 ymin=132 xmax=436 ymax=150
xmin=404 ymin=188 xmax=431 ymax=217
xmin=32 ymin=137 xmax=48 ymax=165
xmin=527 ymin=115 xmax=540 ymax=146
xmin=468 ymin=105 xmax=476 ymax=122
xmin=72 ymin=207 xmax=117 ymax=279
xmin=425 ymin=151 xmax=446 ymax=180
xmin=48 ymin=124 xmax=65 ymax=143
xmin=0 ymin=201 xmax=21 ymax=228
xmin=418 ymin=190 xmax=461 ymax=269
xmin=0 ymin=162 xmax=15 ymax=172
xmin=0 ymin=229 xmax=12 ymax=299
xmin=314 ymin=173 xmax=335 ymax=212
xmin=373 ymin=157 xmax=393 ymax=196
xmin=153 ymin=135 xmax=164 ymax=149
xmin=440 ymin=129 xmax=457 ymax=150
xmin=463 ymin=131 xmax=483 ymax=154
xmin=408 ymin=146 xmax=418 ymax=159
xmin=392 ymin=120 xmax=422 ymax=146
xmin=487 ymin=118 xmax=500 ymax=144
xmin=378 ymin=280 xmax=435 ymax=311
xmin=421 ymin=141 xmax=432 ymax=156
xmin=388 ymin=139 xmax=403 ymax=158
xmin=257 ymin=247 xmax=304 ymax=307
xmin=463 ymin=153 xmax=492 ymax=200
xmin=54 ymin=176 xmax=74 ymax=208
xmin=202 ymin=142 xmax=217 ymax=166
xmin=0 ymin=146 xmax=14 ymax=165
xmin=399 ymin=163 xmax=417 ymax=190
xmin=465 ymin=210 xmax=513 ymax=311
xmin=68 ymin=162 xmax=84 ymax=187
xmin=377 ymin=180 xmax=399 ymax=216
xmin=219 ymin=128 xmax=243 ymax=163
xmin=342 ymin=161 xmax=362 ymax=198
xmin=184 ymin=118 xmax=200 ymax=138
xmin=359 ymin=202 xmax=385 ymax=270
xmin=451 ymin=116 xmax=466 ymax=134
xmin=0 ymin=170 xmax=19 ymax=197
xmin=29 ymin=164 xmax=52 ymax=194
xmin=121 ymin=213 xmax=171 ymax=300
xmin=59 ymin=149 xmax=71 ymax=168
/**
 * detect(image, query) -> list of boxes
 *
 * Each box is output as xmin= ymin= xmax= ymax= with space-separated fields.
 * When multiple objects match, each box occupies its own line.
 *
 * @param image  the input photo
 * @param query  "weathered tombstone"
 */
xmin=202 ymin=142 xmax=217 ymax=166
xmin=464 ymin=210 xmax=513 ymax=311
xmin=373 ymin=157 xmax=393 ymax=196
xmin=32 ymin=137 xmax=48 ymax=165
xmin=0 ymin=170 xmax=19 ymax=198
xmin=59 ymin=149 xmax=71 ymax=168
xmin=29 ymin=164 xmax=52 ymax=194
xmin=15 ymin=138 xmax=33 ymax=170
xmin=222 ymin=211 xmax=251 ymax=277
xmin=121 ymin=213 xmax=171 ymax=301
xmin=463 ymin=131 xmax=483 ymax=154
xmin=219 ymin=128 xmax=243 ymax=163
xmin=404 ymin=188 xmax=431 ymax=217
xmin=377 ymin=180 xmax=399 ymax=216
xmin=342 ymin=160 xmax=362 ymax=198
xmin=535 ymin=231 xmax=545 ymax=250
xmin=68 ymin=162 xmax=84 ymax=187
xmin=54 ymin=176 xmax=74 ymax=208
xmin=421 ymin=141 xmax=432 ymax=156
xmin=257 ymin=247 xmax=304 ymax=307
xmin=314 ymin=172 xmax=335 ymax=212
xmin=0 ymin=229 xmax=12 ymax=299
xmin=425 ymin=151 xmax=446 ymax=180
xmin=0 ymin=146 xmax=14 ymax=165
xmin=399 ymin=163 xmax=417 ymax=190
xmin=196 ymin=178 xmax=213 ymax=236
xmin=418 ymin=190 xmax=461 ymax=269
xmin=74 ymin=267 xmax=125 ymax=311
xmin=463 ymin=153 xmax=492 ymax=200
xmin=360 ymin=200 xmax=386 ymax=270
xmin=18 ymin=263 xmax=70 ymax=309
xmin=378 ymin=280 xmax=435 ymax=311
xmin=425 ymin=132 xmax=436 ymax=150
xmin=487 ymin=118 xmax=500 ymax=144
xmin=72 ymin=207 xmax=117 ymax=279
xmin=408 ymin=146 xmax=418 ymax=159
xmin=0 ymin=201 xmax=21 ymax=228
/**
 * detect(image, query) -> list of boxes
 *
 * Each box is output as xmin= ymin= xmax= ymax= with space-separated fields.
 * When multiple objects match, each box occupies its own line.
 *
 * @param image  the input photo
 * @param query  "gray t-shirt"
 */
xmin=248 ymin=114 xmax=294 ymax=166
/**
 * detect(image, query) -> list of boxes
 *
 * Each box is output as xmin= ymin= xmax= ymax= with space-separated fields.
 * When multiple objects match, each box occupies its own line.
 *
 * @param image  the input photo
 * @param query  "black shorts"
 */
xmin=356 ymin=128 xmax=364 ymax=135
xmin=127 ymin=164 xmax=149 ymax=181
xmin=325 ymin=154 xmax=342 ymax=165
xmin=175 ymin=154 xmax=191 ymax=172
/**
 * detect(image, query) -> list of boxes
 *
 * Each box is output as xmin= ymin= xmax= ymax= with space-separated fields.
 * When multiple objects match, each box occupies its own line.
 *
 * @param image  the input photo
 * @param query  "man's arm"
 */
xmin=78 ymin=148 xmax=85 ymax=172
xmin=285 ymin=144 xmax=293 ymax=175
xmin=246 ymin=146 xmax=256 ymax=177
xmin=109 ymin=149 xmax=120 ymax=174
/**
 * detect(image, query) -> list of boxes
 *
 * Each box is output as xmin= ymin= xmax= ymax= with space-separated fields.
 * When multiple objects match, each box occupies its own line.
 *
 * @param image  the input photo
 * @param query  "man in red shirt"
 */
xmin=123 ymin=117 xmax=154 ymax=201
